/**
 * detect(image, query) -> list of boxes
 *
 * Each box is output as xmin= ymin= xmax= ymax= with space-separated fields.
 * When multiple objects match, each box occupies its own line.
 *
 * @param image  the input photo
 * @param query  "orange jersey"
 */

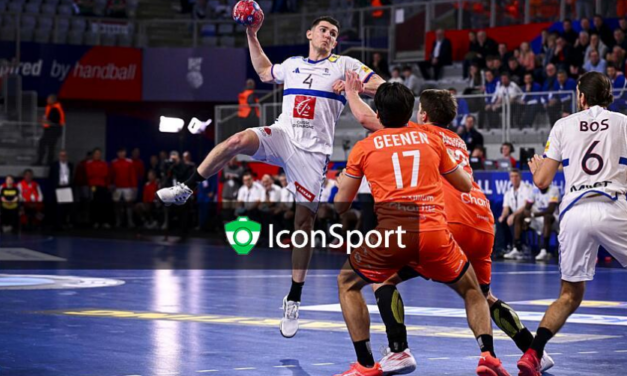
xmin=345 ymin=126 xmax=459 ymax=232
xmin=410 ymin=122 xmax=494 ymax=234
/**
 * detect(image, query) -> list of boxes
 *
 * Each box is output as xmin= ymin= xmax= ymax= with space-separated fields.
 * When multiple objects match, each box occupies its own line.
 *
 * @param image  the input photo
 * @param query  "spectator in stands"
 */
xmin=49 ymin=149 xmax=73 ymax=230
xmin=593 ymin=14 xmax=614 ymax=48
xmin=401 ymin=66 xmax=420 ymax=95
xmin=620 ymin=16 xmax=627 ymax=34
xmin=585 ymin=33 xmax=609 ymax=66
xmin=221 ymin=157 xmax=244 ymax=221
xmin=74 ymin=0 xmax=96 ymax=16
xmin=466 ymin=63 xmax=483 ymax=91
xmin=573 ymin=31 xmax=590 ymax=67
xmin=542 ymin=63 xmax=558 ymax=91
xmin=463 ymin=31 xmax=479 ymax=78
xmin=183 ymin=151 xmax=195 ymax=168
xmin=370 ymin=52 xmax=390 ymax=80
xmin=193 ymin=0 xmax=208 ymax=19
xmin=551 ymin=36 xmax=575 ymax=70
xmin=498 ymin=142 xmax=517 ymax=170
xmin=561 ymin=19 xmax=578 ymax=45
xmin=1 ymin=176 xmax=19 ymax=233
xmin=449 ymin=88 xmax=469 ymax=127
xmin=584 ymin=50 xmax=607 ymax=73
xmin=499 ymin=169 xmax=531 ymax=255
xmin=165 ymin=151 xmax=192 ymax=186
xmin=517 ymin=41 xmax=536 ymax=72
xmin=236 ymin=172 xmax=262 ymax=219
xmin=545 ymin=69 xmax=576 ymax=125
xmin=609 ymin=46 xmax=627 ymax=73
xmin=86 ymin=148 xmax=111 ymax=229
xmin=131 ymin=148 xmax=145 ymax=188
xmin=488 ymin=55 xmax=505 ymax=75
xmin=540 ymin=29 xmax=551 ymax=55
xmin=493 ymin=72 xmax=523 ymax=128
xmin=518 ymin=72 xmax=543 ymax=128
xmin=238 ymin=79 xmax=260 ymax=129
xmin=149 ymin=155 xmax=161 ymax=180
xmin=580 ymin=17 xmax=593 ymax=35
xmin=482 ymin=69 xmax=500 ymax=129
xmin=19 ymin=169 xmax=44 ymax=229
xmin=568 ymin=64 xmax=584 ymax=80
xmin=475 ymin=30 xmax=498 ymax=67
xmin=36 ymin=95 xmax=66 ymax=166
xmin=577 ymin=0 xmax=595 ymax=18
xmin=419 ymin=28 xmax=452 ymax=81
xmin=111 ymin=147 xmax=137 ymax=228
xmin=506 ymin=57 xmax=525 ymax=85
xmin=470 ymin=146 xmax=486 ymax=170
xmin=459 ymin=115 xmax=483 ymax=152
xmin=542 ymin=34 xmax=557 ymax=68
xmin=497 ymin=43 xmax=512 ymax=67
xmin=134 ymin=169 xmax=160 ymax=230
xmin=106 ymin=0 xmax=127 ymax=18
xmin=388 ymin=67 xmax=403 ymax=84
xmin=613 ymin=29 xmax=627 ymax=51
xmin=607 ymin=63 xmax=627 ymax=113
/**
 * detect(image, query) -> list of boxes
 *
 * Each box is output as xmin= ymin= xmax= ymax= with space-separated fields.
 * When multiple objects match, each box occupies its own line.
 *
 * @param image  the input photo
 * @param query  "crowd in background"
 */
xmin=72 ymin=0 xmax=130 ymax=18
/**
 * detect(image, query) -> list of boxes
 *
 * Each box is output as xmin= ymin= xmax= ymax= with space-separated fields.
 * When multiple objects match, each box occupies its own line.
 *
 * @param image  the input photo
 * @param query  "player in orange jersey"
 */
xmin=339 ymin=72 xmax=553 ymax=375
xmin=332 ymin=81 xmax=510 ymax=376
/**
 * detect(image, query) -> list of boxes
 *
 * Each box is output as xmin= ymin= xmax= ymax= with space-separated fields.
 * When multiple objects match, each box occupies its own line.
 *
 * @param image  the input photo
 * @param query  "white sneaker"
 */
xmin=157 ymin=183 xmax=193 ymax=206
xmin=379 ymin=348 xmax=417 ymax=375
xmin=540 ymin=351 xmax=555 ymax=372
xmin=535 ymin=249 xmax=551 ymax=261
xmin=504 ymin=248 xmax=522 ymax=260
xmin=280 ymin=296 xmax=299 ymax=338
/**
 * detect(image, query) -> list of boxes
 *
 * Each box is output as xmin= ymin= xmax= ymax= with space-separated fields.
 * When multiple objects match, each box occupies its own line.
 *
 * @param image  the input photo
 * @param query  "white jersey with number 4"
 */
xmin=271 ymin=54 xmax=375 ymax=155
xmin=544 ymin=105 xmax=627 ymax=217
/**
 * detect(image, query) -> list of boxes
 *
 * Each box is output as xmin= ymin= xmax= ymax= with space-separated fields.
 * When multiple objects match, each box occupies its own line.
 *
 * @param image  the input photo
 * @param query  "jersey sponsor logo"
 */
xmin=328 ymin=54 xmax=340 ymax=63
xmin=262 ymin=127 xmax=272 ymax=137
xmin=461 ymin=192 xmax=491 ymax=208
xmin=294 ymin=181 xmax=315 ymax=202
xmin=293 ymin=95 xmax=316 ymax=119
xmin=570 ymin=180 xmax=612 ymax=192
xmin=293 ymin=68 xmax=301 ymax=74
xmin=544 ymin=141 xmax=550 ymax=153
xmin=361 ymin=65 xmax=373 ymax=75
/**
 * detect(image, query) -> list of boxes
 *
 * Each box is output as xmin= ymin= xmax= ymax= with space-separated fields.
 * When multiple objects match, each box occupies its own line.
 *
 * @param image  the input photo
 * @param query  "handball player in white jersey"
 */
xmin=157 ymin=15 xmax=384 ymax=338
xmin=517 ymin=71 xmax=627 ymax=375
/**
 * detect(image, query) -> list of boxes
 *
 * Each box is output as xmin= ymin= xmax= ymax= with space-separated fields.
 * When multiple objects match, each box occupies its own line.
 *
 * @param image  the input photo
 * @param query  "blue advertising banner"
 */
xmin=473 ymin=171 xmax=566 ymax=217
xmin=142 ymin=47 xmax=247 ymax=102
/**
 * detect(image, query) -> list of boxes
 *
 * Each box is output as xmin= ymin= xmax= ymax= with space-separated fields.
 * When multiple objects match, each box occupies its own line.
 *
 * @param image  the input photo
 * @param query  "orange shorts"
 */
xmin=349 ymin=229 xmax=469 ymax=284
xmin=449 ymin=223 xmax=494 ymax=290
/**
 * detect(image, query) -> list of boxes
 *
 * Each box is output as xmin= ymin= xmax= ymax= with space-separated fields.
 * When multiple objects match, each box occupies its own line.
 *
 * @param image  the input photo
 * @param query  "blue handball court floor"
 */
xmin=1 ymin=234 xmax=627 ymax=376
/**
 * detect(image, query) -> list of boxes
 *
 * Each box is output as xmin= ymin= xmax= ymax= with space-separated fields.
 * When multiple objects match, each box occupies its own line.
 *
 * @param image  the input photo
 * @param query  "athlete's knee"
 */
xmin=560 ymin=281 xmax=585 ymax=309
xmin=294 ymin=208 xmax=314 ymax=231
xmin=225 ymin=131 xmax=255 ymax=154
xmin=337 ymin=268 xmax=361 ymax=293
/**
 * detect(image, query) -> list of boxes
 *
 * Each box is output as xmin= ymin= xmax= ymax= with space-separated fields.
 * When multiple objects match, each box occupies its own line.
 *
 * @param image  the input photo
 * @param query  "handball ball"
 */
xmin=232 ymin=0 xmax=263 ymax=27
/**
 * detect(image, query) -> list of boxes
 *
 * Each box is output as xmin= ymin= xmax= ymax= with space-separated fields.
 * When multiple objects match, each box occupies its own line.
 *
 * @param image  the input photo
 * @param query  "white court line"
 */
xmin=273 ymin=365 xmax=296 ymax=368
xmin=312 ymin=363 xmax=335 ymax=366
xmin=233 ymin=367 xmax=256 ymax=371
xmin=615 ymin=350 xmax=627 ymax=353
xmin=428 ymin=357 xmax=450 ymax=360
xmin=551 ymin=353 xmax=562 ymax=355
xmin=196 ymin=371 xmax=219 ymax=373
xmin=578 ymin=351 xmax=599 ymax=354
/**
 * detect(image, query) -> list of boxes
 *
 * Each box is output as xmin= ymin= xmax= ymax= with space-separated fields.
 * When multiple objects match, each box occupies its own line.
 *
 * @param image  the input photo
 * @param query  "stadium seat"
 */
xmin=83 ymin=31 xmax=99 ymax=45
xmin=7 ymin=2 xmax=24 ymax=13
xmin=201 ymin=24 xmax=216 ymax=37
xmin=54 ymin=16 xmax=69 ymax=32
xmin=0 ymin=26 xmax=16 ymax=41
xmin=218 ymin=23 xmax=234 ymax=35
xmin=52 ymin=29 xmax=66 ymax=43
xmin=68 ymin=29 xmax=82 ymax=44
xmin=2 ymin=14 xmax=17 ymax=26
xmin=101 ymin=33 xmax=116 ymax=46
xmin=221 ymin=36 xmax=235 ymax=47
xmin=201 ymin=36 xmax=218 ymax=47
xmin=22 ymin=15 xmax=37 ymax=29
xmin=70 ymin=17 xmax=86 ymax=31
xmin=0 ymin=1 xmax=7 ymax=12
xmin=20 ymin=27 xmax=34 ymax=42
xmin=34 ymin=28 xmax=49 ymax=43
xmin=43 ymin=0 xmax=59 ymax=5
xmin=25 ymin=1 xmax=41 ymax=12
xmin=37 ymin=16 xmax=53 ymax=30
xmin=57 ymin=4 xmax=72 ymax=15
xmin=40 ymin=3 xmax=56 ymax=14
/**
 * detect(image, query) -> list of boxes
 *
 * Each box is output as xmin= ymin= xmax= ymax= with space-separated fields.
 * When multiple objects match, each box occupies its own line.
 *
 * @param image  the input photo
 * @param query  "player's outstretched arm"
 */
xmin=529 ymin=155 xmax=560 ymax=190
xmin=333 ymin=169 xmax=361 ymax=214
xmin=361 ymin=74 xmax=385 ymax=97
xmin=246 ymin=17 xmax=274 ymax=83
xmin=443 ymin=168 xmax=472 ymax=193
xmin=343 ymin=71 xmax=382 ymax=132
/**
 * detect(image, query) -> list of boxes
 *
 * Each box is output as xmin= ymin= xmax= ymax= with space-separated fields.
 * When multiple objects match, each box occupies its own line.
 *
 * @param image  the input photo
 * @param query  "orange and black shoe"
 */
xmin=517 ymin=349 xmax=542 ymax=376
xmin=334 ymin=362 xmax=383 ymax=376
xmin=476 ymin=352 xmax=511 ymax=376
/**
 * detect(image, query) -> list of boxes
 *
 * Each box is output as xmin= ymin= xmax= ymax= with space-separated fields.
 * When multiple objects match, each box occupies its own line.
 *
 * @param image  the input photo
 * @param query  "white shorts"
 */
xmin=558 ymin=198 xmax=627 ymax=282
xmin=113 ymin=188 xmax=135 ymax=202
xmin=250 ymin=126 xmax=329 ymax=212
xmin=529 ymin=215 xmax=559 ymax=234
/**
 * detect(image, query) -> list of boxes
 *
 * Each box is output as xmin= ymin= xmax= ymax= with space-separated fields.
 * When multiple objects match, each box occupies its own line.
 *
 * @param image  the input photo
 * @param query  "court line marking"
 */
xmin=233 ymin=367 xmax=256 ymax=371
xmin=578 ymin=351 xmax=599 ymax=354
xmin=615 ymin=350 xmax=627 ymax=353
xmin=312 ymin=363 xmax=335 ymax=366
xmin=196 ymin=371 xmax=219 ymax=373
xmin=273 ymin=365 xmax=296 ymax=368
xmin=428 ymin=357 xmax=450 ymax=360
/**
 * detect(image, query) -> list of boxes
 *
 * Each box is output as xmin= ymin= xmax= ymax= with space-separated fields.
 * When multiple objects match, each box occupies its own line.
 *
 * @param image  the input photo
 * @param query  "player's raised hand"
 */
xmin=246 ymin=9 xmax=264 ymax=36
xmin=332 ymin=80 xmax=346 ymax=95
xmin=345 ymin=70 xmax=364 ymax=94
xmin=528 ymin=154 xmax=544 ymax=174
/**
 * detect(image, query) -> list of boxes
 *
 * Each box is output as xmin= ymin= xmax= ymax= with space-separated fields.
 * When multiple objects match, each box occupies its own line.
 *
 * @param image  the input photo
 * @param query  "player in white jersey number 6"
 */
xmin=517 ymin=71 xmax=627 ymax=376
xmin=157 ymin=14 xmax=384 ymax=338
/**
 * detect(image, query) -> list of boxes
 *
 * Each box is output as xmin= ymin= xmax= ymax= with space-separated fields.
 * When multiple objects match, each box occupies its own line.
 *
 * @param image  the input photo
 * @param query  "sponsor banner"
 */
xmin=0 ymin=42 xmax=142 ymax=101
xmin=142 ymin=47 xmax=247 ymax=102
xmin=473 ymin=171 xmax=565 ymax=217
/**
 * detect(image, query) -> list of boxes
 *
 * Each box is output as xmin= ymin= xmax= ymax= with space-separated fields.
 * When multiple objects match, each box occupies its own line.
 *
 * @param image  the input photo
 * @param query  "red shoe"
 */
xmin=477 ymin=352 xmax=511 ymax=376
xmin=517 ymin=349 xmax=542 ymax=376
xmin=334 ymin=362 xmax=383 ymax=376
